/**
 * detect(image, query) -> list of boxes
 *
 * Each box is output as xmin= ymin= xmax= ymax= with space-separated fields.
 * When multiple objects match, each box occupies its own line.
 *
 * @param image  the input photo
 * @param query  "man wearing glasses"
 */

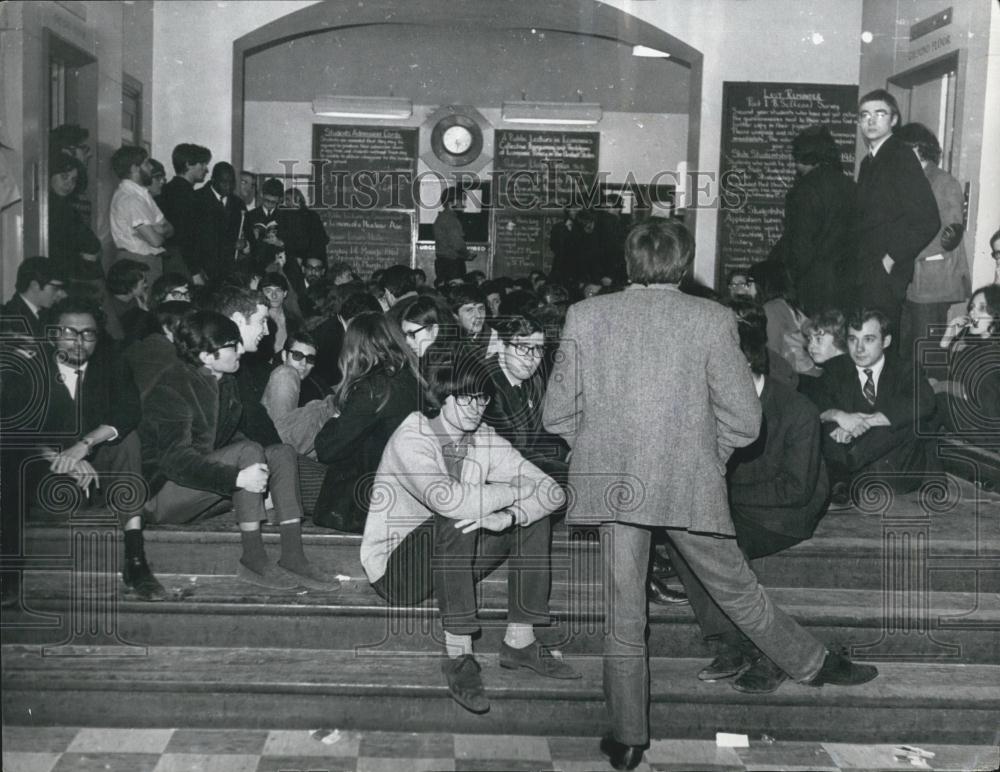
xmin=1 ymin=257 xmax=68 ymax=342
xmin=361 ymin=346 xmax=575 ymax=716
xmin=1 ymin=297 xmax=159 ymax=604
xmin=855 ymin=89 xmax=939 ymax=334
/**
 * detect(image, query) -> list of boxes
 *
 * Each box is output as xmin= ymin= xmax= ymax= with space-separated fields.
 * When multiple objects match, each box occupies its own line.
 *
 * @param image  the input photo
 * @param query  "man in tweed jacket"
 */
xmin=544 ymin=219 xmax=877 ymax=769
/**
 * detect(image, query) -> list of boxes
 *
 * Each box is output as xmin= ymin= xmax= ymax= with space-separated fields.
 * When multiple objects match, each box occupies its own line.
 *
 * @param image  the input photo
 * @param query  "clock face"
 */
xmin=430 ymin=113 xmax=484 ymax=167
xmin=442 ymin=125 xmax=474 ymax=155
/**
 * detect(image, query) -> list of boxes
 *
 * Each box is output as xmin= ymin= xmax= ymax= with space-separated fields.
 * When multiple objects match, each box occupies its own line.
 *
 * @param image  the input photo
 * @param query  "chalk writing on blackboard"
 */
xmin=716 ymin=82 xmax=858 ymax=287
xmin=313 ymin=125 xmax=418 ymax=209
xmin=321 ymin=209 xmax=414 ymax=276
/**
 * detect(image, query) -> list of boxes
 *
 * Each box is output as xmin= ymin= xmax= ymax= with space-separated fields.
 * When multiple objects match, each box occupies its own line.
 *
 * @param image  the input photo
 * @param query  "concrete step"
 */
xmin=20 ymin=499 xmax=1000 ymax=593
xmin=3 ymin=644 xmax=997 ymax=744
xmin=5 ymin=571 xmax=998 ymax=664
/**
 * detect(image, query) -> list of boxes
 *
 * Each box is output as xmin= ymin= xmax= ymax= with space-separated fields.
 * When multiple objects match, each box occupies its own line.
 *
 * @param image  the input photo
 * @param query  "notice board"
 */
xmin=491 ymin=130 xmax=599 ymax=276
xmin=320 ymin=209 xmax=416 ymax=276
xmin=312 ymin=124 xmax=418 ymax=209
xmin=716 ymin=82 xmax=858 ymax=287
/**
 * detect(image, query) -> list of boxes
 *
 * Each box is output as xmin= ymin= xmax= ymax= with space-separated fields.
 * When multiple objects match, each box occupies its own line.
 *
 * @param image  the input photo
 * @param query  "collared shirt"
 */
xmin=211 ymin=186 xmax=228 ymax=208
xmin=18 ymin=293 xmax=40 ymax=318
xmin=867 ymin=135 xmax=891 ymax=158
xmin=110 ymin=179 xmax=166 ymax=255
xmin=55 ymin=359 xmax=88 ymax=399
xmin=855 ymin=355 xmax=886 ymax=400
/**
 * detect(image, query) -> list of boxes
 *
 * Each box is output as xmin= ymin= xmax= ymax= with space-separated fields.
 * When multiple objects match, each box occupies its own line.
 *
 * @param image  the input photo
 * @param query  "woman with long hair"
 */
xmin=312 ymin=312 xmax=422 ymax=531
xmin=935 ymin=285 xmax=1000 ymax=433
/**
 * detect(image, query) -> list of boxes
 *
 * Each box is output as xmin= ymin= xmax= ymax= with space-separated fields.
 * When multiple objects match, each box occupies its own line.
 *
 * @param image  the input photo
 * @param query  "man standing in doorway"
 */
xmin=854 ymin=89 xmax=938 ymax=335
xmin=544 ymin=219 xmax=877 ymax=771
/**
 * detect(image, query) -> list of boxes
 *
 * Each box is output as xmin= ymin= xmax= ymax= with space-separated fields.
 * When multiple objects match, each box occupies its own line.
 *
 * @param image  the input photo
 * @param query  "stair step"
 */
xmin=21 ymin=475 xmax=1000 ymax=593
xmin=6 ymin=571 xmax=998 ymax=663
xmin=3 ymin=644 xmax=997 ymax=743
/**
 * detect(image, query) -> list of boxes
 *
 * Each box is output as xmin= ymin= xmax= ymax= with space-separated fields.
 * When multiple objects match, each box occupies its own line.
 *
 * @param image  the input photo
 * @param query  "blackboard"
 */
xmin=320 ymin=209 xmax=415 ymax=276
xmin=494 ymin=130 xmax=599 ymax=207
xmin=492 ymin=210 xmax=562 ymax=277
xmin=716 ymin=82 xmax=858 ymax=286
xmin=312 ymin=124 xmax=418 ymax=209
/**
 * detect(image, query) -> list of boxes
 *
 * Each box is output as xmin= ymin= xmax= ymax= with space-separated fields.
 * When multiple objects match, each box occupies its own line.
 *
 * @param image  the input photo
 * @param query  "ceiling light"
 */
xmin=312 ymin=96 xmax=412 ymax=120
xmin=501 ymin=101 xmax=602 ymax=125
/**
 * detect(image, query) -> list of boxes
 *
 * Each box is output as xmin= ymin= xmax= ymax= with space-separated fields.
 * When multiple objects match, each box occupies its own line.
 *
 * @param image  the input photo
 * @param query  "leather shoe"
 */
xmin=731 ymin=654 xmax=788 ymax=694
xmin=236 ymin=562 xmax=299 ymax=590
xmin=499 ymin=640 xmax=580 ymax=679
xmin=442 ymin=654 xmax=490 ymax=714
xmin=806 ymin=651 xmax=879 ymax=687
xmin=829 ymin=481 xmax=853 ymax=510
xmin=698 ymin=643 xmax=751 ymax=681
xmin=600 ymin=734 xmax=645 ymax=771
xmin=651 ymin=548 xmax=678 ymax=579
xmin=647 ymin=574 xmax=688 ymax=605
xmin=278 ymin=560 xmax=341 ymax=592
xmin=122 ymin=555 xmax=168 ymax=602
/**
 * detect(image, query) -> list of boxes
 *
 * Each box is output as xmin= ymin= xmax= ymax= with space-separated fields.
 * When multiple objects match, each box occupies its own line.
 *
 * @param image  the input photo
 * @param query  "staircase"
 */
xmin=3 ymin=475 xmax=999 ymax=744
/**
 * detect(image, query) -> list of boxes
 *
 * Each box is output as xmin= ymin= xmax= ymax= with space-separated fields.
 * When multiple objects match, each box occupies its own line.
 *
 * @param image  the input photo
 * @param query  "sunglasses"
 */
xmin=287 ymin=350 xmax=317 ymax=364
xmin=403 ymin=324 xmax=429 ymax=339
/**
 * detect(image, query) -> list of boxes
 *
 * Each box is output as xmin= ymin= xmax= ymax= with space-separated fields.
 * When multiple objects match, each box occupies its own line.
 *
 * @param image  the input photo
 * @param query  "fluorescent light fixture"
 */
xmin=312 ymin=95 xmax=412 ymax=120
xmin=632 ymin=45 xmax=670 ymax=58
xmin=501 ymin=101 xmax=602 ymax=125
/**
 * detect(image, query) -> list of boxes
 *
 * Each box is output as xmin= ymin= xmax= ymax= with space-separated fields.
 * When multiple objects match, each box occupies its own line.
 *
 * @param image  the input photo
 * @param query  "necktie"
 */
xmin=863 ymin=368 xmax=876 ymax=406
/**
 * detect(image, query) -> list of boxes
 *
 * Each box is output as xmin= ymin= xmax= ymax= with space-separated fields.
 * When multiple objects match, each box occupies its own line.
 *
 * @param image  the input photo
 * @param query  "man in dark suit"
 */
xmin=159 ymin=143 xmax=211 ymax=282
xmin=0 ymin=296 xmax=163 ymax=603
xmin=544 ymin=219 xmax=875 ymax=771
xmin=1 ymin=257 xmax=68 ymax=342
xmin=808 ymin=308 xmax=937 ymax=505
xmin=190 ymin=162 xmax=245 ymax=283
xmin=855 ymin=89 xmax=939 ymax=326
xmin=771 ymin=126 xmax=857 ymax=315
xmin=665 ymin=314 xmax=830 ymax=694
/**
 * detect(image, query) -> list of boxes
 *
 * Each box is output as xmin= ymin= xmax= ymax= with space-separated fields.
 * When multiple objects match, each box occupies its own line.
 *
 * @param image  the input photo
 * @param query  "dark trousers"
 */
xmin=602 ymin=522 xmax=826 ymax=746
xmin=821 ymin=424 xmax=929 ymax=492
xmin=373 ymin=514 xmax=552 ymax=635
xmin=663 ymin=512 xmax=804 ymax=646
xmin=145 ymin=441 xmax=302 ymax=525
xmin=434 ymin=257 xmax=466 ymax=284
xmin=899 ymin=300 xmax=951 ymax=363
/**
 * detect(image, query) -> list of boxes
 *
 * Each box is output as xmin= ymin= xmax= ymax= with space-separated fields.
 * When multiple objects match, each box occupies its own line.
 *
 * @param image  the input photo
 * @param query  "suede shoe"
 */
xmin=122 ymin=555 xmax=168 ymax=602
xmin=442 ymin=654 xmax=490 ymax=714
xmin=732 ymin=654 xmax=788 ymax=694
xmin=806 ymin=651 xmax=879 ymax=687
xmin=600 ymin=733 xmax=645 ymax=771
xmin=236 ymin=562 xmax=299 ymax=590
xmin=698 ymin=644 xmax=751 ymax=681
xmin=499 ymin=640 xmax=581 ymax=680
xmin=278 ymin=560 xmax=341 ymax=592
xmin=647 ymin=574 xmax=689 ymax=605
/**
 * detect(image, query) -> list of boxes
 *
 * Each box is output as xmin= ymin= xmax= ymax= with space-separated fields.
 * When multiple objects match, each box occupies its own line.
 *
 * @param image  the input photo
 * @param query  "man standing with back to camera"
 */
xmin=543 ymin=219 xmax=877 ymax=770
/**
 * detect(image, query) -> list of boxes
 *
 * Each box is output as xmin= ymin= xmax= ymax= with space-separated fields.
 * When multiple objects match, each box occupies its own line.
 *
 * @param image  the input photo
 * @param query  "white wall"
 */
xmin=151 ymin=0 xmax=320 ymax=166
xmin=969 ymin=0 xmax=1000 ymax=289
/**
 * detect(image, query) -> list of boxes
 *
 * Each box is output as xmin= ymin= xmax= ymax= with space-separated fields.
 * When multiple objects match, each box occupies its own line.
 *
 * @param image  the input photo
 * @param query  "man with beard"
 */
xmin=109 ymin=145 xmax=174 ymax=286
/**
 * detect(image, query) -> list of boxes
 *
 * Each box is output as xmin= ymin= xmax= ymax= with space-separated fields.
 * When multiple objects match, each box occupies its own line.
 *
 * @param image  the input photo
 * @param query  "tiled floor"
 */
xmin=2 ymin=727 xmax=997 ymax=772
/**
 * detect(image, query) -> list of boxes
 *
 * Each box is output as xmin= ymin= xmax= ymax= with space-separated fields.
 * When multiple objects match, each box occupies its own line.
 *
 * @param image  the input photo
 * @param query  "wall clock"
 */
xmin=430 ymin=113 xmax=484 ymax=167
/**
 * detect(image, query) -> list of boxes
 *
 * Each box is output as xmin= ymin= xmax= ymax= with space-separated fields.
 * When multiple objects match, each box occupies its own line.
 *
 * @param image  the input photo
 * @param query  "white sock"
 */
xmin=444 ymin=631 xmax=473 ymax=658
xmin=503 ymin=623 xmax=536 ymax=649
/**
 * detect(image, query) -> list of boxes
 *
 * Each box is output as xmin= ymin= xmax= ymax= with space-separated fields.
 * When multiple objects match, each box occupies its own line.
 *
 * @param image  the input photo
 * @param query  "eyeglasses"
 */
xmin=728 ymin=279 xmax=755 ymax=288
xmin=858 ymin=109 xmax=891 ymax=122
xmin=454 ymin=393 xmax=491 ymax=407
xmin=403 ymin=324 xmax=428 ymax=339
xmin=287 ymin=350 xmax=317 ymax=364
xmin=511 ymin=343 xmax=545 ymax=357
xmin=167 ymin=288 xmax=191 ymax=299
xmin=53 ymin=326 xmax=98 ymax=342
